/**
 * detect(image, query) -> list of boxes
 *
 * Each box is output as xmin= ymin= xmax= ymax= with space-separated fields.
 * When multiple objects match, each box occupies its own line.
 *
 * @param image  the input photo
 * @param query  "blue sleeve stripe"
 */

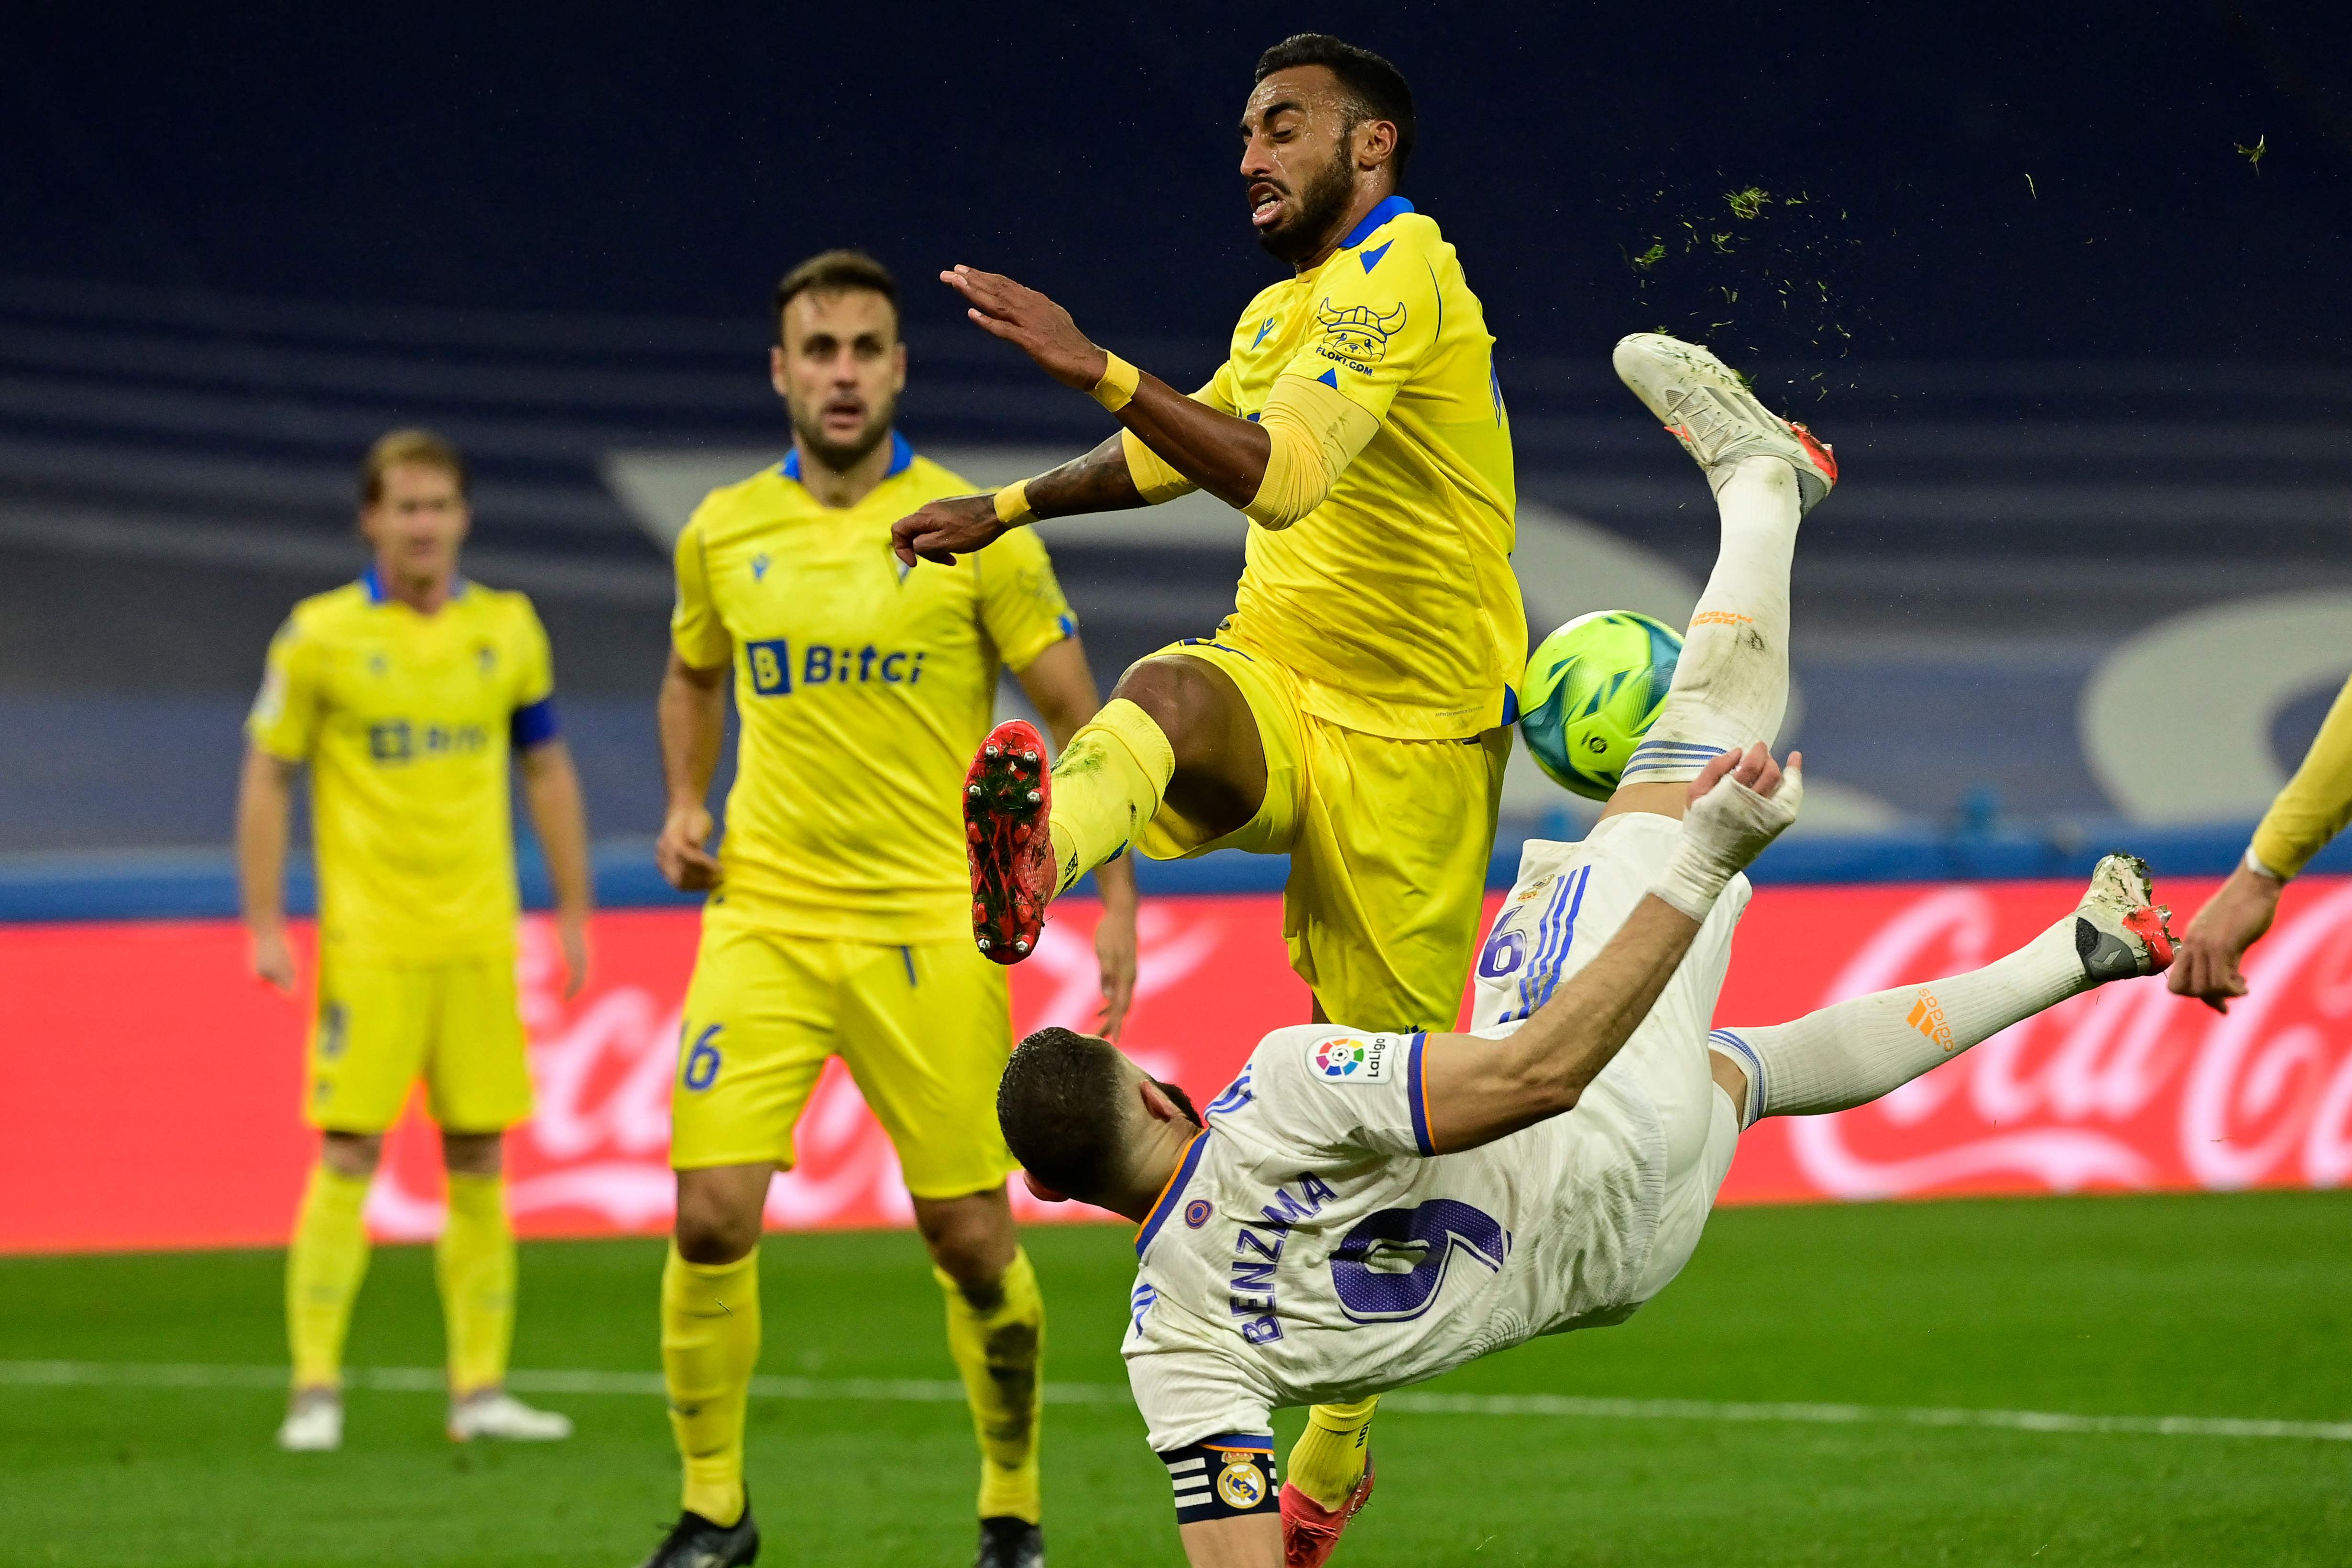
xmin=1407 ymin=1031 xmax=1433 ymax=1155
xmin=1535 ymin=865 xmax=1593 ymax=1010
xmin=510 ymin=696 xmax=560 ymax=750
xmin=1198 ymin=1432 xmax=1275 ymax=1453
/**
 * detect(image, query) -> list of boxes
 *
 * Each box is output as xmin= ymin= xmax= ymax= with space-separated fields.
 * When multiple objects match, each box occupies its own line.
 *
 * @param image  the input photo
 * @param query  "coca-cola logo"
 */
xmin=1767 ymin=882 xmax=2352 ymax=1201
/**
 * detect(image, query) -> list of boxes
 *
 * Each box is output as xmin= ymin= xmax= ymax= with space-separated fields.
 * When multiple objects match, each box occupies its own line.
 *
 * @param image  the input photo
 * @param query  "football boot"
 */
xmin=1612 ymin=332 xmax=1838 ymax=513
xmin=1280 ymin=1454 xmax=1375 ymax=1568
xmin=964 ymin=719 xmax=1055 ymax=965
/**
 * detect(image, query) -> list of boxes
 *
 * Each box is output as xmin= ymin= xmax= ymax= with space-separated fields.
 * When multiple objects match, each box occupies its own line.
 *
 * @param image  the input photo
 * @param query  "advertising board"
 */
xmin=6 ymin=876 xmax=2348 ymax=1252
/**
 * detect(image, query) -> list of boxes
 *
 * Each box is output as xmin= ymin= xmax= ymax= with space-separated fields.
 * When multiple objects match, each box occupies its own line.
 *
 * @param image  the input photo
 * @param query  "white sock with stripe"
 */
xmin=1707 ymin=916 xmax=2089 ymax=1126
xmin=1623 ymin=455 xmax=1800 ymax=784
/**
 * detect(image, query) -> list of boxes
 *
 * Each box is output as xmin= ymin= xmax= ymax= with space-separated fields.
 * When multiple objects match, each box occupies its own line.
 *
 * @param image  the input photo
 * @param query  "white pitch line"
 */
xmin=4 ymin=1362 xmax=2346 ymax=1444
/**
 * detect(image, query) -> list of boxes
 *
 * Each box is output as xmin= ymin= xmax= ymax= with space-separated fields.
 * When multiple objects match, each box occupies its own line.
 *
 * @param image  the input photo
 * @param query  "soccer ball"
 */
xmin=1517 ymin=610 xmax=1684 ymax=800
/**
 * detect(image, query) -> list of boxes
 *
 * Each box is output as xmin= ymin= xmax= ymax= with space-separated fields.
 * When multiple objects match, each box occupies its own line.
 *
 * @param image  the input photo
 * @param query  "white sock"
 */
xmin=1624 ymin=456 xmax=1800 ymax=784
xmin=1709 ymin=916 xmax=2089 ymax=1126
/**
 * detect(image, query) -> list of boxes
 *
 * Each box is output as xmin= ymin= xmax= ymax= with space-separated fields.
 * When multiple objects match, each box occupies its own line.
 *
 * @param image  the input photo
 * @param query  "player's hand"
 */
xmin=1095 ymin=899 xmax=1139 ymax=1042
xmin=251 ymin=925 xmax=297 ymax=994
xmin=892 ymin=493 xmax=1006 ymax=569
xmin=558 ymin=910 xmax=593 ymax=1000
xmin=657 ymin=804 xmax=721 ymax=892
xmin=940 ymin=265 xmax=1108 ymax=391
xmin=1685 ymin=743 xmax=1804 ymax=869
xmin=2168 ymin=865 xmax=2282 ymax=1013
xmin=1687 ymin=742 xmax=1799 ymax=807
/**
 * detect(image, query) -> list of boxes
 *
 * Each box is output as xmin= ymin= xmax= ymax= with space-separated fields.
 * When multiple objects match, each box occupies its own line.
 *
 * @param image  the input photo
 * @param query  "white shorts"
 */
xmin=1473 ymin=812 xmax=1748 ymax=1302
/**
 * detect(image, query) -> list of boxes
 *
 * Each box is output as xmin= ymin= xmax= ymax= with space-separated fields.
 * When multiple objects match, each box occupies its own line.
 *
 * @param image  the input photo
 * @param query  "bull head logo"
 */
xmin=1314 ymin=297 xmax=1406 ymax=366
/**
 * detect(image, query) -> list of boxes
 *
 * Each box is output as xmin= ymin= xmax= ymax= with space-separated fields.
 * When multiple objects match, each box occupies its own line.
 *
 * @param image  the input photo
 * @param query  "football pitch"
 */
xmin=1 ymin=1191 xmax=2345 ymax=1568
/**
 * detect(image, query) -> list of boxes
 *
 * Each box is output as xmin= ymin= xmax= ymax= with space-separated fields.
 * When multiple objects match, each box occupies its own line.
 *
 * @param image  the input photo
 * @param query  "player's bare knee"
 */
xmin=318 ymin=1130 xmax=383 ymax=1177
xmin=1115 ymin=655 xmax=1265 ymax=833
xmin=1110 ymin=658 xmax=1206 ymax=751
xmin=440 ymin=1129 xmax=503 ymax=1177
xmin=913 ymin=1189 xmax=1017 ymax=1296
xmin=673 ymin=1174 xmax=765 ymax=1264
xmin=674 ymin=1205 xmax=759 ymax=1265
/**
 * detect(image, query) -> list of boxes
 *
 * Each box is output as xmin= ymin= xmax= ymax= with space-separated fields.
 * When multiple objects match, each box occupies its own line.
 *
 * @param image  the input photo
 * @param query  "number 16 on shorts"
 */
xmin=680 ymin=1023 xmax=723 ymax=1092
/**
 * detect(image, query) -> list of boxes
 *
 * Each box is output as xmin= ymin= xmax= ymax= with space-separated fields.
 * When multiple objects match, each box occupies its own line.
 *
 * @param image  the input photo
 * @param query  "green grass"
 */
xmin=1 ymin=1192 xmax=2347 ymax=1566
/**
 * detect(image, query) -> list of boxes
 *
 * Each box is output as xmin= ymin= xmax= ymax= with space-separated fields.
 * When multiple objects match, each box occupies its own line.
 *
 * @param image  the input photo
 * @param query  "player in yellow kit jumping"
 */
xmin=891 ymin=36 xmax=1517 ymax=1552
xmin=238 ymin=428 xmax=594 ymax=1452
xmin=637 ymin=251 xmax=1136 ymax=1568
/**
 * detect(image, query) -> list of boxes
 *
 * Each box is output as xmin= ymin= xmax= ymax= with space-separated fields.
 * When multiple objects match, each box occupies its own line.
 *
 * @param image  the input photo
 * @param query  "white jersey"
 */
xmin=1124 ymin=815 xmax=1751 ymax=1454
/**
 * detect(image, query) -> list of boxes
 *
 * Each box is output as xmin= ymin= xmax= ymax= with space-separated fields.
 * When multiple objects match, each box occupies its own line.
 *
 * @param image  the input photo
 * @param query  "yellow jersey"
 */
xmin=671 ymin=435 xmax=1076 ymax=943
xmin=1203 ymin=197 xmax=1522 ymax=740
xmin=248 ymin=568 xmax=558 ymax=961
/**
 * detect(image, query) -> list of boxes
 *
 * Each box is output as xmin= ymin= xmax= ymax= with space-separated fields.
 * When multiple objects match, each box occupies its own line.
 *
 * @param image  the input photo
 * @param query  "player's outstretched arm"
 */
xmin=891 ymin=433 xmax=1148 ymax=568
xmin=1415 ymin=745 xmax=1803 ymax=1154
xmin=2169 ymin=863 xmax=2282 ymax=1012
xmin=891 ymin=264 xmax=1304 ymax=569
xmin=2173 ymin=669 xmax=2352 ymax=1009
xmin=942 ymin=265 xmax=1273 ymax=506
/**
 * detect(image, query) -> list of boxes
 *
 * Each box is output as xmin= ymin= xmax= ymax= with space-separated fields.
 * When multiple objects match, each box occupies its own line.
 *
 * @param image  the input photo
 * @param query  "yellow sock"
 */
xmin=662 ymin=1243 xmax=761 ymax=1527
xmin=286 ymin=1162 xmax=372 ymax=1391
xmin=1046 ymin=698 xmax=1175 ymax=897
xmin=1287 ymin=1394 xmax=1379 ymax=1511
xmin=936 ymin=1248 xmax=1045 ymax=1524
xmin=436 ymin=1173 xmax=516 ymax=1397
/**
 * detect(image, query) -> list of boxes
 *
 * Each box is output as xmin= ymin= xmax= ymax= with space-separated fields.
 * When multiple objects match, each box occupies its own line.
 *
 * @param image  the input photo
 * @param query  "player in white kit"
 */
xmin=993 ymin=335 xmax=2179 ymax=1568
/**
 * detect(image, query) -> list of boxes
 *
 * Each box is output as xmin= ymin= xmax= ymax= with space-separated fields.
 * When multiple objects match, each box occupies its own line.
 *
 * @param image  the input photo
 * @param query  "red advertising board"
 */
xmin=5 ymin=876 xmax=2351 ymax=1253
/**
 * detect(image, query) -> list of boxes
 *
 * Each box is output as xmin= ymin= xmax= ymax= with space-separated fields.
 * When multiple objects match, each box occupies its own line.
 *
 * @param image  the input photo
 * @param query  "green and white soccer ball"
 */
xmin=1517 ymin=610 xmax=1684 ymax=800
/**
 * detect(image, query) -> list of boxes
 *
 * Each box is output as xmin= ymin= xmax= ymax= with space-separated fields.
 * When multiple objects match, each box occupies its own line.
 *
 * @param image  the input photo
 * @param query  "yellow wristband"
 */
xmin=1089 ymin=352 xmax=1141 ymax=412
xmin=994 ymin=479 xmax=1036 ymax=526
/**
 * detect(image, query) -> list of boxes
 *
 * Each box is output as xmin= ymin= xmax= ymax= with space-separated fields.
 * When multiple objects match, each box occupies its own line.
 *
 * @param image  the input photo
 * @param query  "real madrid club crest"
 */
xmin=1214 ymin=1451 xmax=1267 ymax=1511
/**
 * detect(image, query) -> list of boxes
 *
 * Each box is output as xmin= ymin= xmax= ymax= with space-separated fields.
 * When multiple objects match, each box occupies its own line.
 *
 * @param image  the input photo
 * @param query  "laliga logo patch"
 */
xmin=1311 ymin=1034 xmax=1395 ymax=1084
xmin=1215 ymin=1454 xmax=1267 ymax=1510
xmin=1314 ymin=1038 xmax=1368 ymax=1077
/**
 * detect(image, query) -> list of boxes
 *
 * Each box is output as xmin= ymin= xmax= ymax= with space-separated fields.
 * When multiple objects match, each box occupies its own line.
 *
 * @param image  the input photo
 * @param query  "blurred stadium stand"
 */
xmin=2 ymin=275 xmax=2349 ymax=899
xmin=6 ymin=3 xmax=2350 ymax=905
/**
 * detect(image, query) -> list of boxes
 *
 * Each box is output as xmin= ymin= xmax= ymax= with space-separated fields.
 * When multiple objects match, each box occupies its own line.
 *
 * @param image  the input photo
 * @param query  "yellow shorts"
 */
xmin=1138 ymin=637 xmax=1510 ymax=1033
xmin=305 ymin=949 xmax=533 ymax=1134
xmin=671 ymin=915 xmax=1019 ymax=1198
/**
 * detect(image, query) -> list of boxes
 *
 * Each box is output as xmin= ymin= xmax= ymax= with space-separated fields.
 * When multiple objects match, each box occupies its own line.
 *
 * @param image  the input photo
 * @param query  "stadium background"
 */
xmin=1 ymin=4 xmax=2349 ymax=1563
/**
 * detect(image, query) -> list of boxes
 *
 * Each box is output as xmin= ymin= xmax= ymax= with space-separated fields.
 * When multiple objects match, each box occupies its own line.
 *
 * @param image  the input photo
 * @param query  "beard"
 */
xmin=1256 ymin=139 xmax=1362 ymax=264
xmin=790 ymin=394 xmax=896 ymax=473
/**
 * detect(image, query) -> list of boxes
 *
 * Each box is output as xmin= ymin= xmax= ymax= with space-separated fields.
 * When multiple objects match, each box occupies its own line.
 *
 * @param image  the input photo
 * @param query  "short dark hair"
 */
xmin=1254 ymin=33 xmax=1416 ymax=182
xmin=773 ymin=249 xmax=898 ymax=345
xmin=996 ymin=1026 xmax=1132 ymax=1201
xmin=360 ymin=428 xmax=467 ymax=507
